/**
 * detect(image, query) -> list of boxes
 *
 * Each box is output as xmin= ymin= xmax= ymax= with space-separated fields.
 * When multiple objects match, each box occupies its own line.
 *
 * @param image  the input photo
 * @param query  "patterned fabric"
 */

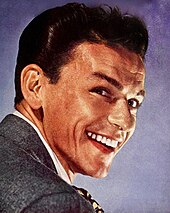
xmin=73 ymin=186 xmax=104 ymax=213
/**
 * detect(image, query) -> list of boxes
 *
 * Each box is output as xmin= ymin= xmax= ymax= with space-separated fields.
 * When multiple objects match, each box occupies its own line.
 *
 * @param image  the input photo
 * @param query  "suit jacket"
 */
xmin=0 ymin=114 xmax=95 ymax=213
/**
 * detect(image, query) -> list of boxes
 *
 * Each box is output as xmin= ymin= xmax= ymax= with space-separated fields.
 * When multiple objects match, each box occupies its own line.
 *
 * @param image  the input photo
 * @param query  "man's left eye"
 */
xmin=128 ymin=98 xmax=140 ymax=109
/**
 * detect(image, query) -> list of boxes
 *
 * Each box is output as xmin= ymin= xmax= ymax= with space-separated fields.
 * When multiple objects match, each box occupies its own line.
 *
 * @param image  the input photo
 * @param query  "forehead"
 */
xmin=71 ymin=42 xmax=145 ymax=84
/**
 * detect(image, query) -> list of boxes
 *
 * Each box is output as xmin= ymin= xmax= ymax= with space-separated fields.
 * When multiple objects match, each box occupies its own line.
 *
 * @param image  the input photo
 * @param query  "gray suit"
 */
xmin=0 ymin=115 xmax=95 ymax=213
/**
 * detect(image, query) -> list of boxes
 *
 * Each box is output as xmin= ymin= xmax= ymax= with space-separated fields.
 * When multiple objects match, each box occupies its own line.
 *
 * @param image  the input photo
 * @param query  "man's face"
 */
xmin=41 ymin=42 xmax=145 ymax=178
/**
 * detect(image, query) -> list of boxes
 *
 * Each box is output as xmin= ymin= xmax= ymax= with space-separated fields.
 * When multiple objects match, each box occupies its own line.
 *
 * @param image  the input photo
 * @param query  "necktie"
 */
xmin=73 ymin=186 xmax=104 ymax=213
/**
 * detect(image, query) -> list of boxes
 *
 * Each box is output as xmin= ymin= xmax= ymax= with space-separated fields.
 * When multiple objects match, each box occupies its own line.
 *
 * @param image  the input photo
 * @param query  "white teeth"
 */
xmin=106 ymin=139 xmax=112 ymax=147
xmin=96 ymin=135 xmax=102 ymax=142
xmin=111 ymin=140 xmax=118 ymax=148
xmin=92 ymin=134 xmax=96 ymax=139
xmin=87 ymin=132 xmax=92 ymax=137
xmin=101 ymin=137 xmax=107 ymax=144
xmin=87 ymin=131 xmax=120 ymax=149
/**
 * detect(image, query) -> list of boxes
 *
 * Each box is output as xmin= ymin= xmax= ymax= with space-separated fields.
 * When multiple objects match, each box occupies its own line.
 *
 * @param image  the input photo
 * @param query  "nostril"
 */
xmin=107 ymin=115 xmax=123 ymax=130
xmin=117 ymin=125 xmax=123 ymax=130
xmin=107 ymin=113 xmax=134 ymax=132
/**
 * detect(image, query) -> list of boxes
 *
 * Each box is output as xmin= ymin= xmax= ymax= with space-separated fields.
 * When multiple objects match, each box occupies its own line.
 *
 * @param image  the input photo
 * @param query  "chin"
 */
xmin=83 ymin=167 xmax=110 ymax=179
xmin=92 ymin=173 xmax=108 ymax=179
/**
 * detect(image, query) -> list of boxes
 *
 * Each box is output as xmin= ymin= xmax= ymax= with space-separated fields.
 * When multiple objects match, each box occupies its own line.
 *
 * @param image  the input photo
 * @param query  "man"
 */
xmin=0 ymin=2 xmax=148 ymax=212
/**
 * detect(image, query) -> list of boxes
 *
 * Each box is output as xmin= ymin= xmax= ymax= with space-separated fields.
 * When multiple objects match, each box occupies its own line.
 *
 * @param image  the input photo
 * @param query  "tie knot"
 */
xmin=73 ymin=186 xmax=104 ymax=213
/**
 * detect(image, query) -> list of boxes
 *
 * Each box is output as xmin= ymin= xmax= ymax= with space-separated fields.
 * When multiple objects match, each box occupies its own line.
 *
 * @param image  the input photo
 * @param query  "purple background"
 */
xmin=0 ymin=0 xmax=170 ymax=212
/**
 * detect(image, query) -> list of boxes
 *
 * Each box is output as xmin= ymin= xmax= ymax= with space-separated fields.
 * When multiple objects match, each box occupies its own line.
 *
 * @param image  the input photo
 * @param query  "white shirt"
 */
xmin=13 ymin=110 xmax=71 ymax=184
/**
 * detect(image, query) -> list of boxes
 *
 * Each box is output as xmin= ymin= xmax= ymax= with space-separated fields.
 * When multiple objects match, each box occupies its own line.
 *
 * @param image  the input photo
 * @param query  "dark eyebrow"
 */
xmin=92 ymin=72 xmax=123 ymax=90
xmin=137 ymin=90 xmax=145 ymax=97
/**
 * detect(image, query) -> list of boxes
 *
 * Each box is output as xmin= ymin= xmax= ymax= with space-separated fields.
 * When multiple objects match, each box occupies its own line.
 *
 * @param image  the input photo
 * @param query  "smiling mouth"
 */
xmin=86 ymin=131 xmax=122 ymax=151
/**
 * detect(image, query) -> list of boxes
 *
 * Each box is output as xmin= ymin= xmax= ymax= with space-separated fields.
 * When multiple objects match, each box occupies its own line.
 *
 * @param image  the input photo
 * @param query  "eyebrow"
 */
xmin=92 ymin=72 xmax=145 ymax=98
xmin=137 ymin=90 xmax=145 ymax=97
xmin=92 ymin=72 xmax=123 ymax=90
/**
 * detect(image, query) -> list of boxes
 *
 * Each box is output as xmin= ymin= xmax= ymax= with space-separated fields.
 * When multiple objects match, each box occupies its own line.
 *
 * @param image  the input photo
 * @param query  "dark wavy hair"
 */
xmin=14 ymin=2 xmax=148 ymax=105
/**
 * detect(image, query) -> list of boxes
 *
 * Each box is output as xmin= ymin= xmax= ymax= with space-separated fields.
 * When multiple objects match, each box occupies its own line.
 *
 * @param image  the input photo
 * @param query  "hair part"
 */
xmin=14 ymin=3 xmax=148 ymax=105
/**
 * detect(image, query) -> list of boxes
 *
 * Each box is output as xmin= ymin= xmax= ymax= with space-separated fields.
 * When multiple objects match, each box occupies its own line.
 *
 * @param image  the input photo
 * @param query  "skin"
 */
xmin=16 ymin=42 xmax=146 ymax=183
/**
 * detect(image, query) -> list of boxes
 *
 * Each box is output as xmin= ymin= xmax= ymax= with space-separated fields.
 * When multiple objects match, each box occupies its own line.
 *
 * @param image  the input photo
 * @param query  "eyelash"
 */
xmin=128 ymin=98 xmax=140 ymax=109
xmin=90 ymin=87 xmax=111 ymax=98
xmin=90 ymin=87 xmax=141 ymax=110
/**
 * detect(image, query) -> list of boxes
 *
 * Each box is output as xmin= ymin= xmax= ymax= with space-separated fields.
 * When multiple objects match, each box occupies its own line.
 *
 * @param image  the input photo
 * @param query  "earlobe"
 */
xmin=21 ymin=64 xmax=43 ymax=109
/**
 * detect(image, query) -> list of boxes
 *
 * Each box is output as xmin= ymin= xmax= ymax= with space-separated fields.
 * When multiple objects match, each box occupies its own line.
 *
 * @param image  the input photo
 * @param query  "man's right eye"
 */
xmin=89 ymin=87 xmax=111 ymax=98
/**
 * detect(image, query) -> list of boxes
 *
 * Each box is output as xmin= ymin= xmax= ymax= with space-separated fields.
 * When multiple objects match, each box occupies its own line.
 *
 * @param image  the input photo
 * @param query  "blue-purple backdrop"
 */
xmin=0 ymin=0 xmax=170 ymax=212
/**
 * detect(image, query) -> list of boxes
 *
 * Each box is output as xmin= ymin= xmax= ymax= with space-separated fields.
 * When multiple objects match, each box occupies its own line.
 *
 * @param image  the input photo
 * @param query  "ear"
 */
xmin=20 ymin=64 xmax=44 ymax=109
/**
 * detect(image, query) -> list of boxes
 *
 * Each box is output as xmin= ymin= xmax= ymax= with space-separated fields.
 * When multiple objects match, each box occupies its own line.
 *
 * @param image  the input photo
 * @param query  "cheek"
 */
xmin=77 ymin=94 xmax=110 ymax=118
xmin=126 ymin=117 xmax=136 ymax=141
xmin=68 ymin=95 xmax=98 ymax=119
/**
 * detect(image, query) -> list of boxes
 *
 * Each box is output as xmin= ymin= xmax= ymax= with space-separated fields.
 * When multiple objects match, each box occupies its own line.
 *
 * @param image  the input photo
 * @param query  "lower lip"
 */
xmin=89 ymin=138 xmax=115 ymax=154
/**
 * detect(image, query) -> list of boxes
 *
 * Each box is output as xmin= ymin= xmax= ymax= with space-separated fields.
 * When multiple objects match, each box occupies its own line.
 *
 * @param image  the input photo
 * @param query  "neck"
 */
xmin=16 ymin=100 xmax=46 ymax=140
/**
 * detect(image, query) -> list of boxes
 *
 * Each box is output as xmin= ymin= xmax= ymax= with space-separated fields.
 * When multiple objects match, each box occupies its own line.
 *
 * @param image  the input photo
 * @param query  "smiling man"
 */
xmin=0 ymin=3 xmax=148 ymax=213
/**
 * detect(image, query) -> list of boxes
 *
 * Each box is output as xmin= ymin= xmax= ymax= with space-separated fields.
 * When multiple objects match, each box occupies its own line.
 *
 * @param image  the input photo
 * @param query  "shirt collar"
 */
xmin=13 ymin=110 xmax=71 ymax=184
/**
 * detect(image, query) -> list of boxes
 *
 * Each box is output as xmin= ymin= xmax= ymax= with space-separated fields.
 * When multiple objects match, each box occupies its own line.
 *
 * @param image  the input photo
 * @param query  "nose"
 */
xmin=107 ymin=99 xmax=135 ymax=132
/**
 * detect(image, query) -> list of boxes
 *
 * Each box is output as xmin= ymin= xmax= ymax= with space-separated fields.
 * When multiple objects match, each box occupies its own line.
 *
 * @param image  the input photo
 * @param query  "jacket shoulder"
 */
xmin=0 ymin=115 xmax=94 ymax=213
